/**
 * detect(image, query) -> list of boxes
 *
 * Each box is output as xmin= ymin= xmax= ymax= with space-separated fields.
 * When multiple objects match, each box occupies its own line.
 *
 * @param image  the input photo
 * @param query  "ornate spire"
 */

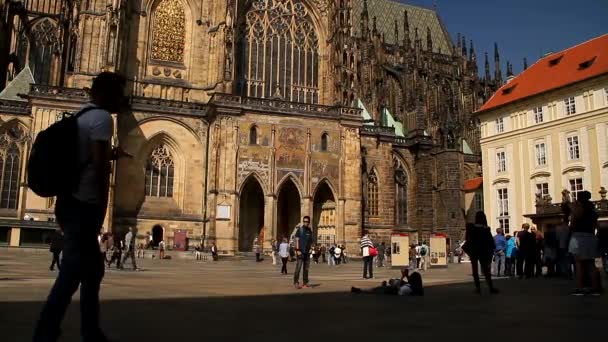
xmin=506 ymin=61 xmax=514 ymax=77
xmin=461 ymin=35 xmax=467 ymax=57
xmin=456 ymin=33 xmax=461 ymax=55
xmin=361 ymin=0 xmax=369 ymax=36
xmin=426 ymin=27 xmax=432 ymax=52
xmin=484 ymin=52 xmax=491 ymax=82
xmin=494 ymin=42 xmax=503 ymax=84
xmin=469 ymin=40 xmax=476 ymax=61
xmin=403 ymin=10 xmax=410 ymax=49
xmin=394 ymin=20 xmax=399 ymax=44
xmin=523 ymin=57 xmax=528 ymax=70
xmin=372 ymin=16 xmax=378 ymax=36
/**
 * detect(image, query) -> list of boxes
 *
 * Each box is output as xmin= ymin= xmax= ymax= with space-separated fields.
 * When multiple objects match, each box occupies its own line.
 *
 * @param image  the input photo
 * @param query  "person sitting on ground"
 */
xmin=351 ymin=268 xmax=424 ymax=296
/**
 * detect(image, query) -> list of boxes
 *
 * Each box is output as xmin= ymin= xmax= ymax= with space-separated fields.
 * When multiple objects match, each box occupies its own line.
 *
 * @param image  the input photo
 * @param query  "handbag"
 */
xmin=369 ymin=247 xmax=378 ymax=257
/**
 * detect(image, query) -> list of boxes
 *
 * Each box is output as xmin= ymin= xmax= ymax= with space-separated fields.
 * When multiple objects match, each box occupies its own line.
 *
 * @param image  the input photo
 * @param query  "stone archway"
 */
xmin=276 ymin=178 xmax=301 ymax=241
xmin=152 ymin=225 xmax=164 ymax=247
xmin=313 ymin=181 xmax=336 ymax=246
xmin=238 ymin=177 xmax=265 ymax=252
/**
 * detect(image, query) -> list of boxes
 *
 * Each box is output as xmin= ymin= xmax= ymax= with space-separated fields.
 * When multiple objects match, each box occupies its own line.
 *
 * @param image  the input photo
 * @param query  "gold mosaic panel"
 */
xmin=151 ymin=0 xmax=185 ymax=63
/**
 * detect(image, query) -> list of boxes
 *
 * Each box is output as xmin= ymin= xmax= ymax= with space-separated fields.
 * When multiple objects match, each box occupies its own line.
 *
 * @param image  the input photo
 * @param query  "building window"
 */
xmin=321 ymin=133 xmax=328 ymax=152
xmin=150 ymin=0 xmax=186 ymax=63
xmin=395 ymin=168 xmax=408 ymax=225
xmin=536 ymin=182 xmax=549 ymax=199
xmin=144 ymin=145 xmax=175 ymax=198
xmin=28 ymin=18 xmax=60 ymax=85
xmin=564 ymin=96 xmax=576 ymax=115
xmin=368 ymin=172 xmax=379 ymax=217
xmin=497 ymin=188 xmax=510 ymax=234
xmin=238 ymin=0 xmax=320 ymax=103
xmin=604 ymin=88 xmax=608 ymax=104
xmin=535 ymin=142 xmax=547 ymax=166
xmin=249 ymin=126 xmax=258 ymax=145
xmin=495 ymin=117 xmax=504 ymax=133
xmin=474 ymin=192 xmax=484 ymax=211
xmin=567 ymin=135 xmax=580 ymax=160
xmin=569 ymin=178 xmax=584 ymax=201
xmin=496 ymin=151 xmax=507 ymax=173
xmin=533 ymin=106 xmax=544 ymax=124
xmin=0 ymin=144 xmax=21 ymax=209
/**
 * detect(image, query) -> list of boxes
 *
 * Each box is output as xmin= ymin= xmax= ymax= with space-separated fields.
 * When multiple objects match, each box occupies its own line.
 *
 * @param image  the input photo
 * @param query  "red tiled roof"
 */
xmin=477 ymin=34 xmax=608 ymax=113
xmin=464 ymin=177 xmax=483 ymax=192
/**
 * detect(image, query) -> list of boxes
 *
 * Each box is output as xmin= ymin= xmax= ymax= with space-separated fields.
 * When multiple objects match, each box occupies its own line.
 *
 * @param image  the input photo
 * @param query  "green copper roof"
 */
xmin=0 ymin=66 xmax=34 ymax=102
xmin=352 ymin=0 xmax=453 ymax=54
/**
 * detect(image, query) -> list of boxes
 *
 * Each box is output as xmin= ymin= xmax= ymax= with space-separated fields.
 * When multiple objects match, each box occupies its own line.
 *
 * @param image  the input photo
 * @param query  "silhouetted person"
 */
xmin=463 ymin=211 xmax=498 ymax=294
xmin=516 ymin=223 xmax=536 ymax=279
xmin=33 ymin=72 xmax=127 ymax=342
xmin=49 ymin=229 xmax=64 ymax=271
xmin=565 ymin=191 xmax=601 ymax=295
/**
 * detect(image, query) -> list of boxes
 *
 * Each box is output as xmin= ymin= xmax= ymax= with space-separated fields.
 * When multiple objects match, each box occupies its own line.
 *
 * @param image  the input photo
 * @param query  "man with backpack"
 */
xmin=48 ymin=228 xmax=64 ymax=271
xmin=32 ymin=72 xmax=127 ymax=342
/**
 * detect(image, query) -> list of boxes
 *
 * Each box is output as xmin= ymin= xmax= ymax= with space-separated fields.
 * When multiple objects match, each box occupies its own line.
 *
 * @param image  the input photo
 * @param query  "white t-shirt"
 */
xmin=72 ymin=103 xmax=113 ymax=204
xmin=334 ymin=247 xmax=342 ymax=256
xmin=415 ymin=246 xmax=421 ymax=258
xmin=278 ymin=242 xmax=289 ymax=258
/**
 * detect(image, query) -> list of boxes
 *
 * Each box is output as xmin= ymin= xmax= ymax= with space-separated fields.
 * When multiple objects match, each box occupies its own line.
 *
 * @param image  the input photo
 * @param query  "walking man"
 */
xmin=119 ymin=227 xmax=139 ymax=270
xmin=49 ymin=229 xmax=64 ymax=271
xmin=33 ymin=72 xmax=127 ymax=342
xmin=420 ymin=241 xmax=430 ymax=271
xmin=377 ymin=242 xmax=386 ymax=267
xmin=293 ymin=216 xmax=313 ymax=289
xmin=493 ymin=228 xmax=506 ymax=276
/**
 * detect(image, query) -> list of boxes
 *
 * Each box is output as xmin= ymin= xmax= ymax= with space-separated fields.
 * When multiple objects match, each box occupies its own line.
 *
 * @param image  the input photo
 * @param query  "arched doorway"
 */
xmin=277 ymin=178 xmax=301 ymax=241
xmin=152 ymin=225 xmax=163 ymax=247
xmin=239 ymin=177 xmax=265 ymax=252
xmin=313 ymin=181 xmax=336 ymax=247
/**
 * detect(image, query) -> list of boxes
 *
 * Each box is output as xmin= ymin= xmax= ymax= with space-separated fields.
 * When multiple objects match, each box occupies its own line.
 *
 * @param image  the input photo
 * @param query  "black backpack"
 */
xmin=27 ymin=107 xmax=97 ymax=197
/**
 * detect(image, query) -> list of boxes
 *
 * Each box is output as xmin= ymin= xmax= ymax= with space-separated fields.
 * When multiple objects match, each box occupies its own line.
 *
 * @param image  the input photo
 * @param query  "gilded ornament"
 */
xmin=151 ymin=0 xmax=185 ymax=63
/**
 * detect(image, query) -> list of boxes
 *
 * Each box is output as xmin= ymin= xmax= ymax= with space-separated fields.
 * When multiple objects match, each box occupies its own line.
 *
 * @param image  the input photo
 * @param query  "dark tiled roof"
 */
xmin=351 ymin=0 xmax=453 ymax=54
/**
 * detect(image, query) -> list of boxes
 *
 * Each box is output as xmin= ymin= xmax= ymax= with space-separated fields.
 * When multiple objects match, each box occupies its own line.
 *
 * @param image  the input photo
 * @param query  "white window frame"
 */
xmin=474 ymin=192 xmax=483 ymax=211
xmin=536 ymin=182 xmax=549 ymax=199
xmin=535 ymin=142 xmax=547 ymax=166
xmin=495 ymin=117 xmax=504 ymax=133
xmin=564 ymin=96 xmax=576 ymax=115
xmin=496 ymin=151 xmax=507 ymax=173
xmin=533 ymin=106 xmax=544 ymax=124
xmin=497 ymin=188 xmax=510 ymax=233
xmin=567 ymin=135 xmax=580 ymax=160
xmin=569 ymin=178 xmax=584 ymax=201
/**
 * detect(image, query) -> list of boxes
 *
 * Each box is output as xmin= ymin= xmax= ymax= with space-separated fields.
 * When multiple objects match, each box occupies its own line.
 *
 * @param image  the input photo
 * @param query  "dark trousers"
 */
xmin=255 ymin=253 xmax=261 ymax=262
xmin=34 ymin=196 xmax=107 ymax=342
xmin=505 ymin=257 xmax=514 ymax=276
xmin=516 ymin=252 xmax=535 ymax=278
xmin=363 ymin=256 xmax=374 ymax=278
xmin=281 ymin=257 xmax=288 ymax=274
xmin=535 ymin=252 xmax=543 ymax=277
xmin=557 ymin=248 xmax=572 ymax=277
xmin=471 ymin=257 xmax=494 ymax=290
xmin=120 ymin=247 xmax=137 ymax=269
xmin=293 ymin=253 xmax=310 ymax=285
xmin=50 ymin=251 xmax=61 ymax=271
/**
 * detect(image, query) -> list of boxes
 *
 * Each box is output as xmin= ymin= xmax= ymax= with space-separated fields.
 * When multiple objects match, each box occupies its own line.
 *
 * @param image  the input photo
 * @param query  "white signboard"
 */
xmin=216 ymin=205 xmax=231 ymax=219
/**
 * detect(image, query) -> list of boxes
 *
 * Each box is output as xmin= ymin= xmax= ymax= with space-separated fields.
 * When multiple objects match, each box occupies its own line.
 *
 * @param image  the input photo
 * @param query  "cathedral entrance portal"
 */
xmin=313 ymin=182 xmax=336 ymax=247
xmin=152 ymin=225 xmax=163 ymax=247
xmin=277 ymin=179 xmax=301 ymax=241
xmin=238 ymin=177 xmax=265 ymax=252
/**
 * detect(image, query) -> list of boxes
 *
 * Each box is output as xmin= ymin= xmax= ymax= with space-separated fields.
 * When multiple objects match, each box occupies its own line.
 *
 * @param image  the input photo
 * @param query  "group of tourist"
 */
xmin=466 ymin=190 xmax=606 ymax=296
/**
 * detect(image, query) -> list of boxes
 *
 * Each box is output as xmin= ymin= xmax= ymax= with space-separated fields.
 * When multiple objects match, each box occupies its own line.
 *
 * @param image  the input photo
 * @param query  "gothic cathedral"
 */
xmin=0 ymin=0 xmax=503 ymax=253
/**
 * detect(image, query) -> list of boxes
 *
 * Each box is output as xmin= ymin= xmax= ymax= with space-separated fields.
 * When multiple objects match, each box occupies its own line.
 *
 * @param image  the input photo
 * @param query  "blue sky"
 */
xmin=400 ymin=0 xmax=608 ymax=76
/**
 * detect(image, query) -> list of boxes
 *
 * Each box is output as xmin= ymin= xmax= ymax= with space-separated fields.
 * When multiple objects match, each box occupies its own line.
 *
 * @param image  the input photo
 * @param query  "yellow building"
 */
xmin=475 ymin=34 xmax=608 ymax=234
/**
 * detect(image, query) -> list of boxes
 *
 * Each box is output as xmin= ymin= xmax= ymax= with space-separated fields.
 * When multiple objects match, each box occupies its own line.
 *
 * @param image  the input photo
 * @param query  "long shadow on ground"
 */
xmin=0 ymin=278 xmax=605 ymax=341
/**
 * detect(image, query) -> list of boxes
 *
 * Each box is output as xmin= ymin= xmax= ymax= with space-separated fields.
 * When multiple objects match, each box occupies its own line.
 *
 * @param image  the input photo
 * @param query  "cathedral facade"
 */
xmin=0 ymin=0 xmax=502 ymax=254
